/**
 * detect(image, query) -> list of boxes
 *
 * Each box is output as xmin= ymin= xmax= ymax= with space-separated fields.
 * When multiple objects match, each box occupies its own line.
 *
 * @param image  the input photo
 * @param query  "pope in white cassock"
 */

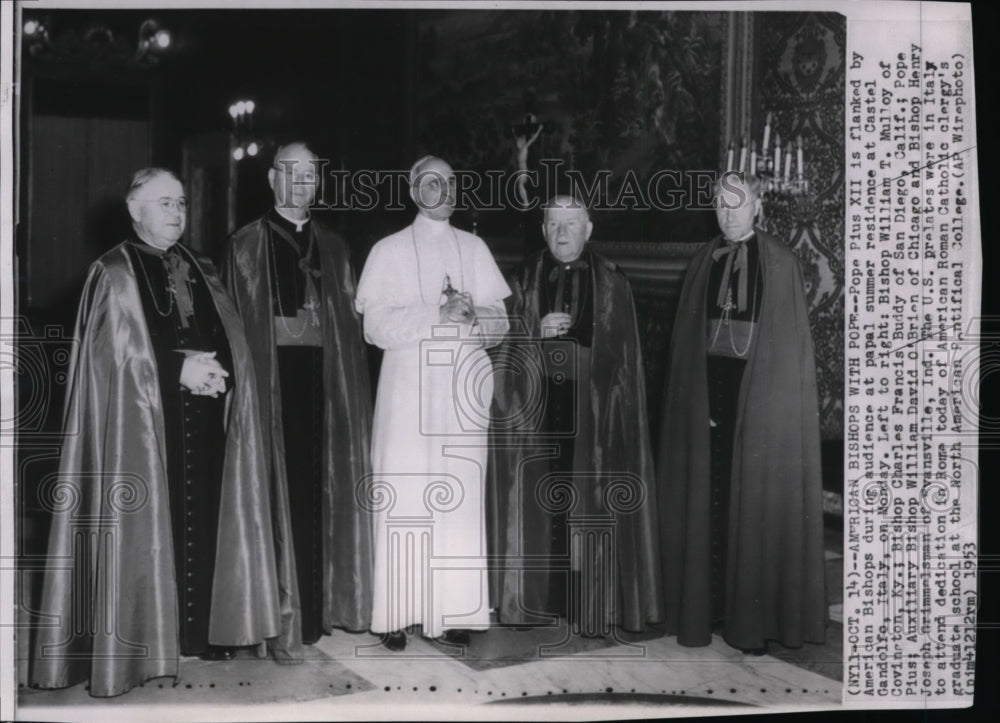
xmin=355 ymin=155 xmax=511 ymax=651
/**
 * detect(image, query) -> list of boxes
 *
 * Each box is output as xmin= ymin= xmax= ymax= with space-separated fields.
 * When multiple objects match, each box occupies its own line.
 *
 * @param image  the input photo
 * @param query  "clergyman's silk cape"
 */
xmin=223 ymin=216 xmax=374 ymax=649
xmin=490 ymin=249 xmax=664 ymax=632
xmin=658 ymin=230 xmax=827 ymax=650
xmin=30 ymin=243 xmax=282 ymax=697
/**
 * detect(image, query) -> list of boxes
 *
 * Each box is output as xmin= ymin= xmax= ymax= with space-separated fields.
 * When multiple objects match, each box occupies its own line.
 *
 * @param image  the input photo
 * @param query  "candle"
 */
xmin=773 ymin=134 xmax=781 ymax=177
xmin=750 ymin=141 xmax=757 ymax=177
xmin=784 ymin=148 xmax=793 ymax=182
xmin=726 ymin=141 xmax=734 ymax=172
xmin=796 ymin=135 xmax=804 ymax=180
xmin=762 ymin=112 xmax=772 ymax=155
xmin=738 ymin=139 xmax=747 ymax=174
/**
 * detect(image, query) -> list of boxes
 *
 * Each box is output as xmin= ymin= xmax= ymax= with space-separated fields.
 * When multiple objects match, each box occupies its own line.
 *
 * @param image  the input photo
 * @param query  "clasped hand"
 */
xmin=540 ymin=312 xmax=572 ymax=338
xmin=440 ymin=292 xmax=477 ymax=325
xmin=179 ymin=351 xmax=229 ymax=398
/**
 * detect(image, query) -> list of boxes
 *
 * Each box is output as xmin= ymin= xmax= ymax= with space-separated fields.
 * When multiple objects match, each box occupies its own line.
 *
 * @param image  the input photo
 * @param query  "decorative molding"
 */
xmin=719 ymin=12 xmax=755 ymax=164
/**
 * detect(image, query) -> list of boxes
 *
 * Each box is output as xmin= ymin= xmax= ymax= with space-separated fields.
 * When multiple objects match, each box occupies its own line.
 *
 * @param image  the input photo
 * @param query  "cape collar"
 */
xmin=413 ymin=213 xmax=453 ymax=238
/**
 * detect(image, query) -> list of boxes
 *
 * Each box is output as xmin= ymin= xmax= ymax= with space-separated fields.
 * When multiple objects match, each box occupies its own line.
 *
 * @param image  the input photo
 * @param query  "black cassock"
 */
xmin=266 ymin=211 xmax=325 ymax=644
xmin=657 ymin=230 xmax=826 ymax=650
xmin=704 ymin=234 xmax=763 ymax=626
xmin=126 ymin=236 xmax=232 ymax=655
xmin=223 ymin=210 xmax=374 ymax=653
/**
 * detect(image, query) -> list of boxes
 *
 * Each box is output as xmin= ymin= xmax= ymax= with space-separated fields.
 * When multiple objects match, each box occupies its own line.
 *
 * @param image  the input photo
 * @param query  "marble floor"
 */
xmin=17 ymin=525 xmax=846 ymax=720
xmin=18 ymin=622 xmax=842 ymax=721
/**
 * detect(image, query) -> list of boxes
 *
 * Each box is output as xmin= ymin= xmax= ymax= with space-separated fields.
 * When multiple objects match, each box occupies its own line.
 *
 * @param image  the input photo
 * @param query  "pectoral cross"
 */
xmin=442 ymin=274 xmax=458 ymax=299
xmin=304 ymin=296 xmax=320 ymax=327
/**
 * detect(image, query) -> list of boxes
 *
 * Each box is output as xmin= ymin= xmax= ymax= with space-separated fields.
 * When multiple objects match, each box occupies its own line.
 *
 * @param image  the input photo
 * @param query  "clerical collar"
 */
xmin=545 ymin=246 xmax=590 ymax=269
xmin=271 ymin=206 xmax=310 ymax=232
xmin=413 ymin=212 xmax=452 ymax=237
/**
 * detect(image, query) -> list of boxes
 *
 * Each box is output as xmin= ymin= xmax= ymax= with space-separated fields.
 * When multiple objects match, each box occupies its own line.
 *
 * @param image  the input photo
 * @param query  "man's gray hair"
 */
xmin=126 ymin=167 xmax=180 ymax=201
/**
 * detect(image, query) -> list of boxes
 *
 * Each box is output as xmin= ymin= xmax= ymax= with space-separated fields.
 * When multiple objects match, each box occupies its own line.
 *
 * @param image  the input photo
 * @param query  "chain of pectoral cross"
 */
xmin=270 ymin=231 xmax=321 ymax=338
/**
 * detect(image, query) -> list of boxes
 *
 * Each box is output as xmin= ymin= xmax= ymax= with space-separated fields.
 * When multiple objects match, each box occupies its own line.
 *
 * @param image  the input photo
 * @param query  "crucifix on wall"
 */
xmin=509 ymin=111 xmax=547 ymax=209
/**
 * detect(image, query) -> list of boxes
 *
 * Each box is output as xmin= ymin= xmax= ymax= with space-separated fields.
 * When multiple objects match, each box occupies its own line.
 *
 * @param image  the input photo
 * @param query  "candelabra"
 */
xmin=725 ymin=112 xmax=811 ymax=199
xmin=724 ymin=113 xmax=816 ymax=234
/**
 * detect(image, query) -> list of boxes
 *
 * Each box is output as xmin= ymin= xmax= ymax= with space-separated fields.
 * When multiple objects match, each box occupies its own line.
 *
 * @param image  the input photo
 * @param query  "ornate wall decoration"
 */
xmin=756 ymin=12 xmax=845 ymax=439
xmin=415 ymin=10 xmax=724 ymax=242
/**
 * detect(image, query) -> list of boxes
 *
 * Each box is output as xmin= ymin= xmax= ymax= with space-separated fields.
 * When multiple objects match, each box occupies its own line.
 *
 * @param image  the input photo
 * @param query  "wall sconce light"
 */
xmin=22 ymin=14 xmax=172 ymax=68
xmin=230 ymin=99 xmax=258 ymax=161
xmin=23 ymin=19 xmax=46 ymax=37
xmin=22 ymin=15 xmax=53 ymax=56
xmin=134 ymin=19 xmax=171 ymax=66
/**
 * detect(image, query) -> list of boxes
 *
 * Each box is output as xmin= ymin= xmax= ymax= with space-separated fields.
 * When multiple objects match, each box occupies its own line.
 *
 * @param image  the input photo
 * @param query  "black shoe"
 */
xmin=441 ymin=629 xmax=471 ymax=646
xmin=383 ymin=630 xmax=407 ymax=651
xmin=198 ymin=646 xmax=237 ymax=661
xmin=740 ymin=644 xmax=768 ymax=656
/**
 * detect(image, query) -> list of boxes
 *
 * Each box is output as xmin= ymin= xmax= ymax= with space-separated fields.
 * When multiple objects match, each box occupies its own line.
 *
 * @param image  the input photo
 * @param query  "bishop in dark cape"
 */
xmin=658 ymin=173 xmax=827 ymax=652
xmin=490 ymin=196 xmax=664 ymax=636
xmin=30 ymin=169 xmax=284 ymax=697
xmin=222 ymin=142 xmax=374 ymax=652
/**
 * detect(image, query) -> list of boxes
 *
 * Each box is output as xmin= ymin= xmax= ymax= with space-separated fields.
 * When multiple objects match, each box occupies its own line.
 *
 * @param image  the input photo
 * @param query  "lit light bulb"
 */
xmin=245 ymin=100 xmax=255 ymax=114
xmin=228 ymin=104 xmax=239 ymax=119
xmin=233 ymin=146 xmax=245 ymax=161
xmin=247 ymin=142 xmax=259 ymax=157
xmin=154 ymin=29 xmax=171 ymax=49
xmin=24 ymin=20 xmax=39 ymax=36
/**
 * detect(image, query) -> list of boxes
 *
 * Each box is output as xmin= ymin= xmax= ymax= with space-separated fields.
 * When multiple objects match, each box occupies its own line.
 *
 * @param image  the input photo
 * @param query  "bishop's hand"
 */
xmin=179 ymin=352 xmax=229 ymax=398
xmin=540 ymin=312 xmax=572 ymax=338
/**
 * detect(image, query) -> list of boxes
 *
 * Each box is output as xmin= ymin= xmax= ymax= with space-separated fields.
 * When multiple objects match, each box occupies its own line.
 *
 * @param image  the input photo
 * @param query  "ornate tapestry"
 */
xmin=756 ymin=12 xmax=845 ymax=439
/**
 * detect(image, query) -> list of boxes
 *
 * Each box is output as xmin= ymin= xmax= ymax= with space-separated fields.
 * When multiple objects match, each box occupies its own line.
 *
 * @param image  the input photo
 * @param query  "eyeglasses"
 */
xmin=136 ymin=197 xmax=188 ymax=213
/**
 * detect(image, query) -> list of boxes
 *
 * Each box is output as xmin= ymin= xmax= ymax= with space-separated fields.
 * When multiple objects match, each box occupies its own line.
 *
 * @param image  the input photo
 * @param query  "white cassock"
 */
xmin=355 ymin=213 xmax=511 ymax=637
